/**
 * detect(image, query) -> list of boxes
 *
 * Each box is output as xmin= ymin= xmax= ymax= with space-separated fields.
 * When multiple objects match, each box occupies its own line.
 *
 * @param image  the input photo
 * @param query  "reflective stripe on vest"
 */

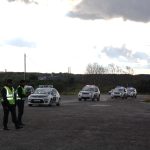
xmin=4 ymin=86 xmax=15 ymax=105
xmin=16 ymin=86 xmax=25 ymax=100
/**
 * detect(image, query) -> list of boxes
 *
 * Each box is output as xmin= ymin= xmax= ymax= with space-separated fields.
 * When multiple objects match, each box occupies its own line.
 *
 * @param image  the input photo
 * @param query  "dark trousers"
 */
xmin=2 ymin=104 xmax=18 ymax=128
xmin=16 ymin=100 xmax=24 ymax=124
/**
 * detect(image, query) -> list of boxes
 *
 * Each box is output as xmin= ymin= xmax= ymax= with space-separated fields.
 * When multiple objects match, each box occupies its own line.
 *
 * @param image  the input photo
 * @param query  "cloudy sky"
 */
xmin=0 ymin=0 xmax=150 ymax=74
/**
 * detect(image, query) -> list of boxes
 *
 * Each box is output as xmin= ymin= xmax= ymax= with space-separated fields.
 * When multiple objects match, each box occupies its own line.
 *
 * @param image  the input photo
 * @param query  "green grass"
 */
xmin=144 ymin=99 xmax=150 ymax=103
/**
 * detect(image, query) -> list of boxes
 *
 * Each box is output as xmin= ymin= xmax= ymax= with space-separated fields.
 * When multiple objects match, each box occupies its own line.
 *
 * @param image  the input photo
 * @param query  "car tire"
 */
xmin=92 ymin=95 xmax=97 ymax=101
xmin=78 ymin=98 xmax=82 ymax=101
xmin=48 ymin=100 xmax=53 ymax=106
xmin=56 ymin=102 xmax=60 ymax=106
xmin=28 ymin=104 xmax=32 ymax=107
xmin=97 ymin=95 xmax=100 ymax=101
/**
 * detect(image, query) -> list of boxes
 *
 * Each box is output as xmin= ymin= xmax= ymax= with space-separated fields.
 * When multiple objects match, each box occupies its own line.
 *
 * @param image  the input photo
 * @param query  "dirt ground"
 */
xmin=0 ymin=94 xmax=150 ymax=150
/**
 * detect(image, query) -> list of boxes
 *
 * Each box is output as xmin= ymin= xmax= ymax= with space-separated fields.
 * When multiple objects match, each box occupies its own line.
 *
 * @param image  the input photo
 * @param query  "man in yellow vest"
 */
xmin=16 ymin=80 xmax=26 ymax=126
xmin=1 ymin=79 xmax=22 ymax=130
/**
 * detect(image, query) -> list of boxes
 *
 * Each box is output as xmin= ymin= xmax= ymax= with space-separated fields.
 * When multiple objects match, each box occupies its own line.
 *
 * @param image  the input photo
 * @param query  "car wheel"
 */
xmin=78 ymin=98 xmax=82 ymax=101
xmin=48 ymin=100 xmax=53 ymax=106
xmin=97 ymin=95 xmax=100 ymax=101
xmin=56 ymin=102 xmax=60 ymax=106
xmin=92 ymin=95 xmax=96 ymax=101
xmin=28 ymin=104 xmax=32 ymax=107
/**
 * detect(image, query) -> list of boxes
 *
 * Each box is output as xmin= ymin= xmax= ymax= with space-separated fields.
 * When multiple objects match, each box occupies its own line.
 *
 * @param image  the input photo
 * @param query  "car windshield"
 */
xmin=25 ymin=87 xmax=32 ymax=91
xmin=115 ymin=88 xmax=124 ymax=92
xmin=82 ymin=87 xmax=95 ymax=92
xmin=127 ymin=89 xmax=135 ymax=92
xmin=34 ymin=88 xmax=51 ymax=94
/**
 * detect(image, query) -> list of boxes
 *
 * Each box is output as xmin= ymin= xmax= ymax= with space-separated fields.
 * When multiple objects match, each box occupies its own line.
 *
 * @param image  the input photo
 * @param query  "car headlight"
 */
xmin=89 ymin=93 xmax=92 ymax=96
xmin=78 ymin=92 xmax=82 ymax=96
xmin=44 ymin=97 xmax=49 ymax=101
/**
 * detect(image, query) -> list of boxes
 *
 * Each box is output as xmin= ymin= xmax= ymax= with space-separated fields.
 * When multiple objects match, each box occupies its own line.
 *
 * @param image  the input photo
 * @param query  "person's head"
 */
xmin=20 ymin=80 xmax=26 ymax=87
xmin=5 ymin=79 xmax=13 ymax=87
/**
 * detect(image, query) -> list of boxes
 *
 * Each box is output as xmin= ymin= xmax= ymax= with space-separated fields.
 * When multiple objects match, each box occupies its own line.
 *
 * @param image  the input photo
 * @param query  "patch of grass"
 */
xmin=144 ymin=99 xmax=150 ymax=103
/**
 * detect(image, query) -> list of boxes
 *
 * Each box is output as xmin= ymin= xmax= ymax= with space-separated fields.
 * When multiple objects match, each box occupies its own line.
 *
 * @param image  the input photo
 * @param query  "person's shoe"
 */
xmin=20 ymin=123 xmax=25 ymax=126
xmin=15 ymin=126 xmax=23 ymax=129
xmin=3 ymin=127 xmax=10 ymax=131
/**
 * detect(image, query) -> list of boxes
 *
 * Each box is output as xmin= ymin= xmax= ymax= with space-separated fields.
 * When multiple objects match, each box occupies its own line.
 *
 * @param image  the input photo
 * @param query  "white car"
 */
xmin=111 ymin=86 xmax=127 ymax=99
xmin=108 ymin=89 xmax=114 ymax=95
xmin=24 ymin=85 xmax=34 ymax=96
xmin=127 ymin=87 xmax=137 ymax=98
xmin=78 ymin=85 xmax=100 ymax=101
xmin=28 ymin=86 xmax=61 ymax=106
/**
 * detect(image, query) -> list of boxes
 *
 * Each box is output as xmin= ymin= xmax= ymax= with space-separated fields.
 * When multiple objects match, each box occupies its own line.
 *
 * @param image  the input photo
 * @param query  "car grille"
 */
xmin=114 ymin=92 xmax=120 ymax=94
xmin=31 ymin=99 xmax=44 ymax=103
xmin=82 ymin=92 xmax=89 ymax=95
xmin=31 ymin=95 xmax=46 ymax=98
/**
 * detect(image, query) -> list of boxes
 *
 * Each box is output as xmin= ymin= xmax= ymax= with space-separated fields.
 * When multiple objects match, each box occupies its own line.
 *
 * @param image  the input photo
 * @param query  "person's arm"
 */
xmin=18 ymin=87 xmax=26 ymax=99
xmin=1 ymin=88 xmax=9 ymax=105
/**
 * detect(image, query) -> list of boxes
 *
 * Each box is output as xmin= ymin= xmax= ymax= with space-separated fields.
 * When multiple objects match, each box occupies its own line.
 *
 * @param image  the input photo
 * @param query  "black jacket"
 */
xmin=17 ymin=86 xmax=26 ymax=100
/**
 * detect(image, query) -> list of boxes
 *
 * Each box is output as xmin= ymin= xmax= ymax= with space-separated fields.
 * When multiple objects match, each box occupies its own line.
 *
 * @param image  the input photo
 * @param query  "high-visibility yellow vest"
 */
xmin=16 ymin=86 xmax=26 ymax=100
xmin=2 ymin=86 xmax=15 ymax=105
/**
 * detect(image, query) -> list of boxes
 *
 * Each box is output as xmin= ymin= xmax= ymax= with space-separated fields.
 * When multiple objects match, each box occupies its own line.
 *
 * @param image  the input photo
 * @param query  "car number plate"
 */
xmin=33 ymin=100 xmax=40 ymax=102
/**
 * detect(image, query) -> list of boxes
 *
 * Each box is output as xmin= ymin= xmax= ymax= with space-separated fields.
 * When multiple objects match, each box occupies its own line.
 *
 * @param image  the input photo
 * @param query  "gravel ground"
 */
xmin=0 ymin=94 xmax=150 ymax=150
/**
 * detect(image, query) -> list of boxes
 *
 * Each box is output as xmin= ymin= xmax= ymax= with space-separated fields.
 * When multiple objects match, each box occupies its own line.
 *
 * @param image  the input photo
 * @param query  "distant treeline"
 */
xmin=0 ymin=72 xmax=150 ymax=94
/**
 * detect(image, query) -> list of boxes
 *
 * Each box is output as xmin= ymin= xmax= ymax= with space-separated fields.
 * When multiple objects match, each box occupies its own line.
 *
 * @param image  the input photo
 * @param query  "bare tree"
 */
xmin=86 ymin=63 xmax=134 ymax=75
xmin=86 ymin=63 xmax=106 ymax=74
xmin=86 ymin=63 xmax=93 ymax=74
xmin=126 ymin=66 xmax=134 ymax=75
xmin=108 ymin=63 xmax=116 ymax=74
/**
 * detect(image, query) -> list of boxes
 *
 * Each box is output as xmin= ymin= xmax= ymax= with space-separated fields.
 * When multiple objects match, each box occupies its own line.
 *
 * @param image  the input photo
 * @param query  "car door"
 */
xmin=94 ymin=87 xmax=99 ymax=98
xmin=54 ymin=89 xmax=60 ymax=102
xmin=51 ymin=88 xmax=60 ymax=102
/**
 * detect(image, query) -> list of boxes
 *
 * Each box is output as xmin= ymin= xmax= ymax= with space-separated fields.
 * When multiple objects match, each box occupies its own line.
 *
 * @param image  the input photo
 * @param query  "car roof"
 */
xmin=24 ymin=85 xmax=33 ymax=88
xmin=115 ymin=86 xmax=125 ymax=89
xmin=84 ymin=85 xmax=98 ymax=88
xmin=127 ymin=87 xmax=135 ymax=89
xmin=38 ymin=85 xmax=53 ymax=88
xmin=37 ymin=87 xmax=53 ymax=89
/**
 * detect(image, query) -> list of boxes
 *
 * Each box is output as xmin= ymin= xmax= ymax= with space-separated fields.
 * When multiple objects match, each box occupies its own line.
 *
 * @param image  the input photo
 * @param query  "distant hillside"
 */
xmin=0 ymin=72 xmax=150 ymax=94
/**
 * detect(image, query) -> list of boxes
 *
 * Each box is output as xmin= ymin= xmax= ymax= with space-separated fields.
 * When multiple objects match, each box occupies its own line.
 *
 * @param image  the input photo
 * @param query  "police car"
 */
xmin=28 ymin=85 xmax=61 ymax=106
xmin=24 ymin=85 xmax=34 ymax=96
xmin=127 ymin=87 xmax=137 ymax=98
xmin=111 ymin=86 xmax=127 ymax=99
xmin=78 ymin=85 xmax=100 ymax=101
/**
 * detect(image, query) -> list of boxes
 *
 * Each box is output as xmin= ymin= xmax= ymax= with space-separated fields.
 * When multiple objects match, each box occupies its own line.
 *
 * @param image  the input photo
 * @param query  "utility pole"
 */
xmin=68 ymin=67 xmax=71 ymax=74
xmin=24 ymin=53 xmax=26 ymax=80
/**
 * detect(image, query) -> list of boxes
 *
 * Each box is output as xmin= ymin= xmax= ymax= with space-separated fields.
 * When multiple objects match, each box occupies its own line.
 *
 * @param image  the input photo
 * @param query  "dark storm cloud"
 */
xmin=68 ymin=0 xmax=150 ymax=22
xmin=5 ymin=38 xmax=36 ymax=48
xmin=102 ymin=46 xmax=150 ymax=63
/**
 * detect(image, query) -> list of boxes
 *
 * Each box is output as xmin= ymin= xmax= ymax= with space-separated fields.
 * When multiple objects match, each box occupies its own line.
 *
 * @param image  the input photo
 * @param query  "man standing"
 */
xmin=1 ymin=79 xmax=21 ymax=130
xmin=16 ymin=80 xmax=26 ymax=126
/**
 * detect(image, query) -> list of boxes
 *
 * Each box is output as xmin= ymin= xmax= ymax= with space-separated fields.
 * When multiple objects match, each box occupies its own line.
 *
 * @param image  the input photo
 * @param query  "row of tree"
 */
xmin=0 ymin=72 xmax=150 ymax=94
xmin=86 ymin=63 xmax=134 ymax=75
